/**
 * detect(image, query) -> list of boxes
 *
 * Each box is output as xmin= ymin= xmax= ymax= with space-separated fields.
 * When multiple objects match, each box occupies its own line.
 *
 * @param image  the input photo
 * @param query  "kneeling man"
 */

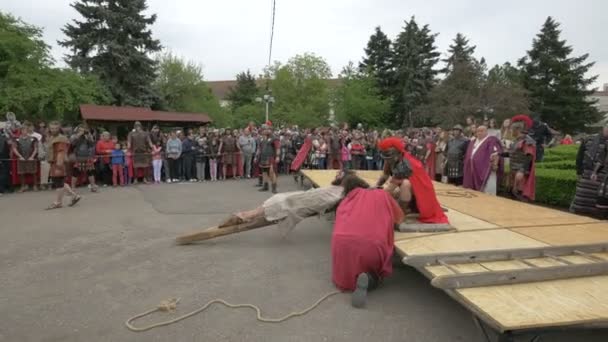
xmin=375 ymin=137 xmax=449 ymax=231
xmin=331 ymin=173 xmax=403 ymax=308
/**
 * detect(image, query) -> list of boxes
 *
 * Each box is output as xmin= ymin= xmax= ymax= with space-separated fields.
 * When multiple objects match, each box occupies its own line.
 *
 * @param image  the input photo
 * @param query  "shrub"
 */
xmin=535 ymin=168 xmax=577 ymax=207
xmin=543 ymin=144 xmax=579 ymax=161
xmin=536 ymin=160 xmax=576 ymax=170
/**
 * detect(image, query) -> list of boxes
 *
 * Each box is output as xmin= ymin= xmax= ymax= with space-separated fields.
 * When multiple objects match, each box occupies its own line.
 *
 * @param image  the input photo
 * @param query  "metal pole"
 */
xmin=265 ymin=100 xmax=269 ymax=123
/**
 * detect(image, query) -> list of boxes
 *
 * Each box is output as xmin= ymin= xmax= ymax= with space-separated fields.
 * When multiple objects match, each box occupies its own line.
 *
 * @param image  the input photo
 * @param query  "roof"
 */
xmin=80 ymin=104 xmax=212 ymax=123
xmin=206 ymin=78 xmax=342 ymax=100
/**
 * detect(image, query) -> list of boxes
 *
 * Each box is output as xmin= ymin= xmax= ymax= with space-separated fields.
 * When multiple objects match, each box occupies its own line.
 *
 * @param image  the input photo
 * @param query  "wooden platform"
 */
xmin=301 ymin=169 xmax=608 ymax=333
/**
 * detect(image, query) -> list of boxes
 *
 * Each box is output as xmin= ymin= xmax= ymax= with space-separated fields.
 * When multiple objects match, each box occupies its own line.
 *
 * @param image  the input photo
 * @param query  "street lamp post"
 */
xmin=256 ymin=93 xmax=275 ymax=123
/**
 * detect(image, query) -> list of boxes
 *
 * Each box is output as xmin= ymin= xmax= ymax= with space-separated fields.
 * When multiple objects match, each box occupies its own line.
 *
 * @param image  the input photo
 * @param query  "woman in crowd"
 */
xmin=208 ymin=130 xmax=220 ymax=181
xmin=434 ymin=130 xmax=448 ymax=182
xmin=165 ymin=130 xmax=182 ymax=183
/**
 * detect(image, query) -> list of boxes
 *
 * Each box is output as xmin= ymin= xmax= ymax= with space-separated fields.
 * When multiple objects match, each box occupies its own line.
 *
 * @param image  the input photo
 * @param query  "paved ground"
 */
xmin=1 ymin=177 xmax=607 ymax=342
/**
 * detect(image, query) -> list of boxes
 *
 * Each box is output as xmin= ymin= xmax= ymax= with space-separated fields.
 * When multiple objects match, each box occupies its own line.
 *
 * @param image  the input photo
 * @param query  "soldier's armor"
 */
xmin=387 ymin=158 xmax=413 ymax=180
xmin=72 ymin=135 xmax=94 ymax=162
xmin=582 ymin=135 xmax=607 ymax=173
xmin=572 ymin=134 xmax=608 ymax=217
xmin=446 ymin=137 xmax=468 ymax=178
xmin=509 ymin=135 xmax=535 ymax=174
xmin=259 ymin=135 xmax=278 ymax=167
xmin=17 ymin=135 xmax=35 ymax=158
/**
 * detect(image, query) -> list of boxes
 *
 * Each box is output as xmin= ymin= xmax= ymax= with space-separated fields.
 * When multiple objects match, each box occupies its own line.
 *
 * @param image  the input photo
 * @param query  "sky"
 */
xmin=4 ymin=0 xmax=608 ymax=89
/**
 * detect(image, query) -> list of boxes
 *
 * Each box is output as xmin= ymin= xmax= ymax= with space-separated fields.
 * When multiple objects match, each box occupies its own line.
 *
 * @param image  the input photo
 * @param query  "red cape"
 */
xmin=402 ymin=151 xmax=449 ymax=224
xmin=520 ymin=141 xmax=536 ymax=201
xmin=290 ymin=137 xmax=312 ymax=171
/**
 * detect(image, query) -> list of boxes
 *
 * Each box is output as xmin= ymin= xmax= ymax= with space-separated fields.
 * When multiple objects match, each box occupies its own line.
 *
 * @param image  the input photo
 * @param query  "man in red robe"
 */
xmin=463 ymin=125 xmax=503 ymax=195
xmin=374 ymin=137 xmax=449 ymax=231
xmin=331 ymin=173 xmax=403 ymax=308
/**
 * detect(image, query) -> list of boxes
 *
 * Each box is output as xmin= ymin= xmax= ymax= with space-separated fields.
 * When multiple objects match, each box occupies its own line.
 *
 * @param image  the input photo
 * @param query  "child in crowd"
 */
xmin=195 ymin=137 xmax=209 ymax=182
xmin=124 ymin=146 xmax=133 ymax=185
xmin=111 ymin=142 xmax=125 ymax=186
xmin=151 ymin=142 xmax=163 ymax=184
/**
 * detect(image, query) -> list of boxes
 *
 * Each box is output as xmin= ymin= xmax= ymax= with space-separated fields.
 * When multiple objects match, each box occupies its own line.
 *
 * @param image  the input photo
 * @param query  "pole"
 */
xmin=265 ymin=101 xmax=269 ymax=123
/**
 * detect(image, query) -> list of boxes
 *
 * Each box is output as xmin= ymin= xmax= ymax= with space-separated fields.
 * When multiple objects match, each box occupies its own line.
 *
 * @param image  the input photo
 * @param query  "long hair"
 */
xmin=341 ymin=173 xmax=370 ymax=197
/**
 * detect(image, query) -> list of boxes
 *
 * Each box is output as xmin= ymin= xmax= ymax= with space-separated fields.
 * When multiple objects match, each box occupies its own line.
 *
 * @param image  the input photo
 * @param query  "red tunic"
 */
xmin=331 ymin=188 xmax=404 ymax=291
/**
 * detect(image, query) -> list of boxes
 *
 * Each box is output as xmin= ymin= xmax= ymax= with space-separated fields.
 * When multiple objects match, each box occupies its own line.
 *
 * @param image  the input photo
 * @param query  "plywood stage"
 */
xmin=301 ymin=169 xmax=608 ymax=333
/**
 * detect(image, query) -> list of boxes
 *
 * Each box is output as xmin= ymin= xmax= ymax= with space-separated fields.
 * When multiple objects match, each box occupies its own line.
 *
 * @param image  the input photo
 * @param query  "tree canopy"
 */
xmin=153 ymin=52 xmax=229 ymax=126
xmin=59 ymin=0 xmax=161 ymax=107
xmin=0 ymin=12 xmax=109 ymax=123
xmin=390 ymin=16 xmax=440 ymax=127
xmin=359 ymin=26 xmax=393 ymax=98
xmin=519 ymin=16 xmax=600 ymax=131
xmin=226 ymin=70 xmax=259 ymax=110
xmin=265 ymin=53 xmax=333 ymax=127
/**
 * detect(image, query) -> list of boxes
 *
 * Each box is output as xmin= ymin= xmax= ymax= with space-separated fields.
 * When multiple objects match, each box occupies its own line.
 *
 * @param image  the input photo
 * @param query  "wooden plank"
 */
xmin=395 ymin=229 xmax=547 ymax=256
xmin=175 ymin=217 xmax=271 ymax=245
xmin=456 ymin=276 xmax=608 ymax=330
xmin=431 ymin=261 xmax=608 ymax=289
xmin=403 ymin=243 xmax=608 ymax=267
xmin=512 ymin=223 xmax=608 ymax=246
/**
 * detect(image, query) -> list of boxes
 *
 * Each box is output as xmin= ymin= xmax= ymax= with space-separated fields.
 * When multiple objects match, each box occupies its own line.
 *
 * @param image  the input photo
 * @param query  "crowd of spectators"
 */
xmin=0 ymin=114 xmax=558 ymax=196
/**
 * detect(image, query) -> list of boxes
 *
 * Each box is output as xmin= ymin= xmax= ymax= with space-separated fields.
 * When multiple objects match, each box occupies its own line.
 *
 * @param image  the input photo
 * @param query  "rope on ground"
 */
xmin=125 ymin=291 xmax=342 ymax=332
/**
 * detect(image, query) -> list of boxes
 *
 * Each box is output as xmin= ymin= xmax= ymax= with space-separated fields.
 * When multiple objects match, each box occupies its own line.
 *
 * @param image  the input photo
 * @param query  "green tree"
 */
xmin=226 ymin=70 xmax=259 ymax=110
xmin=0 ymin=12 xmax=109 ymax=123
xmin=333 ymin=62 xmax=389 ymax=128
xmin=391 ymin=16 xmax=440 ymax=127
xmin=266 ymin=53 xmax=332 ymax=127
xmin=359 ymin=26 xmax=393 ymax=97
xmin=153 ymin=52 xmax=229 ymax=126
xmin=443 ymin=33 xmax=476 ymax=74
xmin=518 ymin=17 xmax=599 ymax=131
xmin=482 ymin=63 xmax=529 ymax=122
xmin=59 ymin=0 xmax=161 ymax=107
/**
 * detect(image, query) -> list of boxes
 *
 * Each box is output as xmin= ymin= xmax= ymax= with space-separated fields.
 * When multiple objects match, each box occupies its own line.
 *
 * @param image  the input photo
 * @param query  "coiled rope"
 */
xmin=125 ymin=291 xmax=341 ymax=332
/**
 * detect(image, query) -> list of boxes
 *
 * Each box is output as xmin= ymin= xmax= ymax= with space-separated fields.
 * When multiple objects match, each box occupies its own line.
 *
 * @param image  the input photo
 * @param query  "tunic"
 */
xmin=221 ymin=136 xmax=238 ymax=165
xmin=48 ymin=135 xmax=70 ymax=178
xmin=129 ymin=131 xmax=151 ymax=168
xmin=331 ymin=188 xmax=403 ymax=291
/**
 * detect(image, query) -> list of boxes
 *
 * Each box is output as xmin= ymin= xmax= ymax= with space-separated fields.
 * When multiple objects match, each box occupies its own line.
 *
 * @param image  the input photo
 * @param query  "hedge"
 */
xmin=536 ymin=160 xmax=576 ymax=170
xmin=535 ymin=168 xmax=577 ymax=207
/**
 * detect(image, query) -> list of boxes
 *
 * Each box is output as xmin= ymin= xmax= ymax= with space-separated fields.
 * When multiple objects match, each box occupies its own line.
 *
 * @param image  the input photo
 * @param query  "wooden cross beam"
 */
xmin=175 ymin=217 xmax=273 ymax=245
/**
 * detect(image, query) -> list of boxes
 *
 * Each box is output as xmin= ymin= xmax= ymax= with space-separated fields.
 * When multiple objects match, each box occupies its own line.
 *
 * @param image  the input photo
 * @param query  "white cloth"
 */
xmin=482 ymin=172 xmax=497 ymax=195
xmin=263 ymin=185 xmax=343 ymax=237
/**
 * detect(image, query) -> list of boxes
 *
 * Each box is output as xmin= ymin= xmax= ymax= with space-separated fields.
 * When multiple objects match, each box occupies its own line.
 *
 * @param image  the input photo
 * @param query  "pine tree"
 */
xmin=391 ymin=16 xmax=440 ymax=127
xmin=359 ymin=26 xmax=393 ymax=97
xmin=443 ymin=33 xmax=476 ymax=74
xmin=226 ymin=70 xmax=259 ymax=110
xmin=518 ymin=17 xmax=599 ymax=131
xmin=59 ymin=0 xmax=161 ymax=107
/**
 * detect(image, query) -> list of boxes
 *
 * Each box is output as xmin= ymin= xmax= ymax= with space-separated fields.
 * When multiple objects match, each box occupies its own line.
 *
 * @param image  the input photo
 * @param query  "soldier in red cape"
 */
xmin=497 ymin=115 xmax=536 ymax=201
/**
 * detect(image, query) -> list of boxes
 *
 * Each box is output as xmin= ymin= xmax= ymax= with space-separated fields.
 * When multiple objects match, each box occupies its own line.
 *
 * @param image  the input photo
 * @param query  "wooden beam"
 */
xmin=175 ymin=217 xmax=272 ymax=245
xmin=431 ymin=261 xmax=608 ymax=289
xmin=402 ymin=242 xmax=608 ymax=267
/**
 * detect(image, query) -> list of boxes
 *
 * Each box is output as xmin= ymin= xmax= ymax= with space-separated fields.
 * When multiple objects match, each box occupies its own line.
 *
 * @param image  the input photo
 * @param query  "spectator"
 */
xmin=151 ymin=141 xmax=162 ymax=184
xmin=328 ymin=130 xmax=342 ymax=170
xmin=529 ymin=118 xmax=553 ymax=162
xmin=182 ymin=131 xmax=195 ymax=182
xmin=488 ymin=118 xmax=501 ymax=139
xmin=165 ymin=131 xmax=182 ymax=183
xmin=12 ymin=121 xmax=39 ymax=192
xmin=95 ymin=131 xmax=114 ymax=187
xmin=239 ymin=128 xmax=255 ymax=178
xmin=349 ymin=132 xmax=366 ymax=170
xmin=315 ymin=133 xmax=328 ymax=170
xmin=219 ymin=129 xmax=239 ymax=180
xmin=561 ymin=134 xmax=574 ymax=145
xmin=435 ymin=131 xmax=449 ymax=182
xmin=111 ymin=142 xmax=125 ymax=186
xmin=195 ymin=137 xmax=209 ymax=182
xmin=208 ymin=130 xmax=220 ymax=181
xmin=0 ymin=125 xmax=10 ymax=195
